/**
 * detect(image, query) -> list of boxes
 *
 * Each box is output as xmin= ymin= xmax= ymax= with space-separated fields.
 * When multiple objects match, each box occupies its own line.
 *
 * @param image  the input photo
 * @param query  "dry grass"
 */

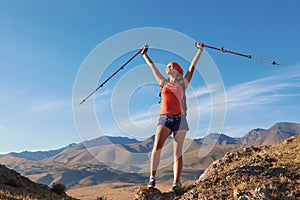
xmin=235 ymin=182 xmax=248 ymax=191
xmin=0 ymin=189 xmax=34 ymax=200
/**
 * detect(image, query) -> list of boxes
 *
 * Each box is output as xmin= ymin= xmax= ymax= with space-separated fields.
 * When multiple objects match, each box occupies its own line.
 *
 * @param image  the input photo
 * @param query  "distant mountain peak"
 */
xmin=270 ymin=121 xmax=300 ymax=131
xmin=197 ymin=132 xmax=241 ymax=145
xmin=241 ymin=122 xmax=300 ymax=146
xmin=74 ymin=135 xmax=140 ymax=150
xmin=7 ymin=143 xmax=77 ymax=161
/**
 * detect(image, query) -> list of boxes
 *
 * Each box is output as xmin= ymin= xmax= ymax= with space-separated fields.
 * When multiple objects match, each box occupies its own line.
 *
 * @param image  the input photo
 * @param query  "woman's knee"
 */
xmin=152 ymin=145 xmax=162 ymax=152
xmin=152 ymin=141 xmax=166 ymax=152
xmin=174 ymin=155 xmax=183 ymax=163
xmin=174 ymin=152 xmax=183 ymax=161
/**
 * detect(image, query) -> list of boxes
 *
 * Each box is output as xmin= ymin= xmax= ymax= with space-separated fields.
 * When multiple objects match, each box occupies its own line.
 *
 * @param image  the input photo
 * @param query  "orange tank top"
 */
xmin=160 ymin=81 xmax=185 ymax=114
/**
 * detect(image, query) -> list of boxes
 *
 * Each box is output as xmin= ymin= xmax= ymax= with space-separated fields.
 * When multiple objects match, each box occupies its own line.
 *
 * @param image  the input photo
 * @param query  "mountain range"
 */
xmin=3 ymin=122 xmax=299 ymax=160
xmin=0 ymin=122 xmax=299 ymax=191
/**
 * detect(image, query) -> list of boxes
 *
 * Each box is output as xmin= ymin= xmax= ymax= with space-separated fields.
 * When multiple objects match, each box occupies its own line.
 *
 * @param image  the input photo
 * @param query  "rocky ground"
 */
xmin=135 ymin=135 xmax=300 ymax=200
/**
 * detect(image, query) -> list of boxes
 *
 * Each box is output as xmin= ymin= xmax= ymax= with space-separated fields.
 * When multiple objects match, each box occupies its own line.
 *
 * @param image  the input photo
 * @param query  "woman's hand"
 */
xmin=140 ymin=44 xmax=149 ymax=55
xmin=195 ymin=42 xmax=204 ymax=49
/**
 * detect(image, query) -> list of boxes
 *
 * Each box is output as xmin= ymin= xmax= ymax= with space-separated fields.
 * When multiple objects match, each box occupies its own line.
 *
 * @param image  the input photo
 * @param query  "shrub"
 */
xmin=95 ymin=195 xmax=108 ymax=200
xmin=51 ymin=182 xmax=66 ymax=195
xmin=5 ymin=178 xmax=20 ymax=187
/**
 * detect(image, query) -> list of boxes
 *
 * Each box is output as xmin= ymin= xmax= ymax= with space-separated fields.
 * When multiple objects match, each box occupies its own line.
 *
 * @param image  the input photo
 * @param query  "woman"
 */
xmin=140 ymin=42 xmax=203 ymax=191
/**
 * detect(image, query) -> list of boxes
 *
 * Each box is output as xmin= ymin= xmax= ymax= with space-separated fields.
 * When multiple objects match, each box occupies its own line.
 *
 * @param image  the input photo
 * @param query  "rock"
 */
xmin=233 ymin=188 xmax=240 ymax=199
xmin=238 ymin=196 xmax=249 ymax=200
xmin=251 ymin=184 xmax=271 ymax=200
xmin=283 ymin=136 xmax=296 ymax=145
xmin=135 ymin=186 xmax=175 ymax=200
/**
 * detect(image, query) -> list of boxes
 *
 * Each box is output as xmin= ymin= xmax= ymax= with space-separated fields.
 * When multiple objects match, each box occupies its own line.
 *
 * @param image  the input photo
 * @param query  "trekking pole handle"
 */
xmin=140 ymin=44 xmax=149 ymax=55
xmin=195 ymin=42 xmax=204 ymax=49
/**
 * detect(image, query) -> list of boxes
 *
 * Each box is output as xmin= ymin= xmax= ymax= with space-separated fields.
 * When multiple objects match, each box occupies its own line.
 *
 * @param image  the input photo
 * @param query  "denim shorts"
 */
xmin=157 ymin=114 xmax=189 ymax=132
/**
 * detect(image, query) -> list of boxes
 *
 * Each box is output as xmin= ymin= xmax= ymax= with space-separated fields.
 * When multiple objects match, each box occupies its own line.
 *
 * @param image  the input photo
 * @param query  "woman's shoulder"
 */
xmin=160 ymin=78 xmax=169 ymax=86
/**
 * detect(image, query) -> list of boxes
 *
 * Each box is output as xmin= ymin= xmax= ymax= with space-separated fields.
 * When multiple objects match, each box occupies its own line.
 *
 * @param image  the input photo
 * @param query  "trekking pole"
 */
xmin=196 ymin=42 xmax=280 ymax=66
xmin=79 ymin=48 xmax=143 ymax=105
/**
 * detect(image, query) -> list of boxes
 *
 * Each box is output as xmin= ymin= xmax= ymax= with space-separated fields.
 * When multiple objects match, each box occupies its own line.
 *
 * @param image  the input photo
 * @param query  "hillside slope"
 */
xmin=0 ymin=164 xmax=77 ymax=200
xmin=180 ymin=135 xmax=300 ymax=199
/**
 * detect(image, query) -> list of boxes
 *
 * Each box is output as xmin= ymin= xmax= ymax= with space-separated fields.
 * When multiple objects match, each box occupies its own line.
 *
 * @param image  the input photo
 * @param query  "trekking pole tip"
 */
xmin=272 ymin=61 xmax=281 ymax=66
xmin=79 ymin=99 xmax=85 ymax=106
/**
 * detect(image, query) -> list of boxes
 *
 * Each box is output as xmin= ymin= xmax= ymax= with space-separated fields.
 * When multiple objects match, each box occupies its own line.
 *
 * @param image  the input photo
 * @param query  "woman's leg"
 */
xmin=150 ymin=125 xmax=171 ymax=177
xmin=173 ymin=130 xmax=187 ymax=183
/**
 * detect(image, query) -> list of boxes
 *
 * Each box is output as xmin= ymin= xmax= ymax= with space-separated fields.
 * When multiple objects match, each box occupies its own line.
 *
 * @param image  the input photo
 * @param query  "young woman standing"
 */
xmin=140 ymin=42 xmax=203 ymax=191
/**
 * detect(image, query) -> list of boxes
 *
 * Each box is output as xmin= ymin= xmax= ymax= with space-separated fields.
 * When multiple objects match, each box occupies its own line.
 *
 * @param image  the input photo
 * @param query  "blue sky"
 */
xmin=0 ymin=0 xmax=300 ymax=154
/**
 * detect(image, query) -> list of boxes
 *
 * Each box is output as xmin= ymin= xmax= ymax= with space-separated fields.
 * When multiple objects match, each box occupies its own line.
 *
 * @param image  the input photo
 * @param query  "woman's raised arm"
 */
xmin=184 ymin=42 xmax=204 ymax=84
xmin=141 ymin=45 xmax=165 ymax=84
